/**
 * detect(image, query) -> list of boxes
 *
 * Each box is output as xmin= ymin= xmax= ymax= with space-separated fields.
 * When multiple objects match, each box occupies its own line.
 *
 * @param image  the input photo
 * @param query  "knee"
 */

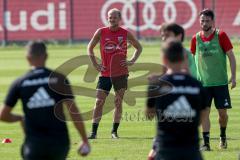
xmin=95 ymin=99 xmax=105 ymax=108
xmin=114 ymin=96 xmax=123 ymax=107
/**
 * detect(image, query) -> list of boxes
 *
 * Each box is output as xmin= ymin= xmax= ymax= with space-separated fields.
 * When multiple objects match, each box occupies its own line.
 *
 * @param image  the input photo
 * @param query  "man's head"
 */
xmin=199 ymin=9 xmax=215 ymax=32
xmin=107 ymin=8 xmax=121 ymax=28
xmin=160 ymin=23 xmax=185 ymax=42
xmin=161 ymin=38 xmax=184 ymax=67
xmin=26 ymin=41 xmax=47 ymax=67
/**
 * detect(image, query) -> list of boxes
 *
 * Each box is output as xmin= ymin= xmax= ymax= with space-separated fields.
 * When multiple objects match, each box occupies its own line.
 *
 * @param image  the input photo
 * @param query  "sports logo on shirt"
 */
xmin=27 ymin=87 xmax=55 ymax=109
xmin=104 ymin=40 xmax=127 ymax=54
xmin=118 ymin=36 xmax=123 ymax=43
xmin=163 ymin=96 xmax=196 ymax=119
xmin=104 ymin=41 xmax=116 ymax=53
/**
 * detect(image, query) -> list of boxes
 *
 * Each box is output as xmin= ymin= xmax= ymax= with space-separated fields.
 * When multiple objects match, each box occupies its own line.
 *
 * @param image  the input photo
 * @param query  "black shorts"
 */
xmin=204 ymin=85 xmax=231 ymax=109
xmin=21 ymin=138 xmax=69 ymax=160
xmin=155 ymin=150 xmax=203 ymax=160
xmin=96 ymin=75 xmax=128 ymax=92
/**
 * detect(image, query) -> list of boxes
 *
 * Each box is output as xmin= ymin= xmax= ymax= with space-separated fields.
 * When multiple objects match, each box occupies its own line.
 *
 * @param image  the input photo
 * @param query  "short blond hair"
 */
xmin=108 ymin=8 xmax=121 ymax=18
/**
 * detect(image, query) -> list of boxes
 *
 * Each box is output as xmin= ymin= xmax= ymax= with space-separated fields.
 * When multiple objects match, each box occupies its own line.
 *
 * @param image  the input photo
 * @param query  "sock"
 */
xmin=202 ymin=132 xmax=210 ymax=145
xmin=91 ymin=123 xmax=99 ymax=135
xmin=111 ymin=123 xmax=120 ymax=133
xmin=220 ymin=127 xmax=226 ymax=138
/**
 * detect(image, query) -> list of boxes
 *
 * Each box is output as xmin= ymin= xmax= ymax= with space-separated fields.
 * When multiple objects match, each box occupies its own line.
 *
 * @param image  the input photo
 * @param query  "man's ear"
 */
xmin=162 ymin=54 xmax=167 ymax=66
xmin=26 ymin=54 xmax=32 ymax=63
xmin=176 ymin=34 xmax=183 ymax=42
xmin=44 ymin=53 xmax=48 ymax=61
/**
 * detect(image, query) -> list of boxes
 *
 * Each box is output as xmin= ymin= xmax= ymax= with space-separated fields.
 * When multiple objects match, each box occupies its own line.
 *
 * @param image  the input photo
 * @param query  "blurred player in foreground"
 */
xmin=146 ymin=39 xmax=206 ymax=160
xmin=160 ymin=22 xmax=196 ymax=77
xmin=148 ymin=23 xmax=197 ymax=159
xmin=88 ymin=8 xmax=142 ymax=139
xmin=0 ymin=41 xmax=90 ymax=160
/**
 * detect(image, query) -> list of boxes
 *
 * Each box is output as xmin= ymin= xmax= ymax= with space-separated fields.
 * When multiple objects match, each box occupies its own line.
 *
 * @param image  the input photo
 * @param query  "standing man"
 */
xmin=87 ymin=8 xmax=142 ymax=139
xmin=146 ymin=39 xmax=206 ymax=160
xmin=190 ymin=9 xmax=236 ymax=150
xmin=160 ymin=22 xmax=197 ymax=77
xmin=0 ymin=41 xmax=90 ymax=160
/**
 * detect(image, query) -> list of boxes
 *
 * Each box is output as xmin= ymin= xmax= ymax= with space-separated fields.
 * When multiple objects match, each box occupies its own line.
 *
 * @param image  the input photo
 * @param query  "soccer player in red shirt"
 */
xmin=87 ymin=8 xmax=142 ymax=139
xmin=190 ymin=9 xmax=236 ymax=151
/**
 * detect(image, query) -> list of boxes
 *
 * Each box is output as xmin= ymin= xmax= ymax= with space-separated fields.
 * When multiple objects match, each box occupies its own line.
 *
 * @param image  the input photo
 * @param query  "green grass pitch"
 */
xmin=0 ymin=42 xmax=240 ymax=160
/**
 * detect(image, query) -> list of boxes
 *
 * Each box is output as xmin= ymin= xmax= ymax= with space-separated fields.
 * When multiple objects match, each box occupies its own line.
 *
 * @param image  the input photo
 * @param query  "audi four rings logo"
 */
xmin=101 ymin=0 xmax=197 ymax=31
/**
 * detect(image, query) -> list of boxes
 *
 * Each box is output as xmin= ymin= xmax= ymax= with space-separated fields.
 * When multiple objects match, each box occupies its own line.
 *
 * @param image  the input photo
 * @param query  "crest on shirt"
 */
xmin=118 ymin=36 xmax=123 ymax=43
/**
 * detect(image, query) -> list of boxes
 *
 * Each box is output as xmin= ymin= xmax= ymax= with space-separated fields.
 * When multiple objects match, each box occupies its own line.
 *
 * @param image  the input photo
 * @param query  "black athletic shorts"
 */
xmin=204 ymin=85 xmax=231 ymax=109
xmin=155 ymin=150 xmax=203 ymax=160
xmin=96 ymin=75 xmax=128 ymax=92
xmin=21 ymin=138 xmax=70 ymax=160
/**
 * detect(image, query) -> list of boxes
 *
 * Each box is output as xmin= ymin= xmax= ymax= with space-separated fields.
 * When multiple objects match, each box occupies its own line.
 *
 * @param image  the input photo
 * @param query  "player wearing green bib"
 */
xmin=190 ymin=9 xmax=236 ymax=151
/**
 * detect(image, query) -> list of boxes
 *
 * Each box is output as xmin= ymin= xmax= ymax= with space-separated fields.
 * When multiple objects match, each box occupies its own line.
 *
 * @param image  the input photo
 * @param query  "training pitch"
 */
xmin=0 ymin=42 xmax=240 ymax=160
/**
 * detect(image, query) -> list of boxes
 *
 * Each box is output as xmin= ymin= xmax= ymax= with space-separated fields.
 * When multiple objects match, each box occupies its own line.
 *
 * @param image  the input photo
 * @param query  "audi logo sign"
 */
xmin=0 ymin=0 xmax=239 ymax=41
xmin=101 ymin=0 xmax=197 ymax=30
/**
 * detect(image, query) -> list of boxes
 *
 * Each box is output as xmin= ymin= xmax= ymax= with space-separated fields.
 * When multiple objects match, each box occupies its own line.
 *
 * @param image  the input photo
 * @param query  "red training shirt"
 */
xmin=100 ymin=27 xmax=128 ymax=77
xmin=190 ymin=29 xmax=233 ymax=55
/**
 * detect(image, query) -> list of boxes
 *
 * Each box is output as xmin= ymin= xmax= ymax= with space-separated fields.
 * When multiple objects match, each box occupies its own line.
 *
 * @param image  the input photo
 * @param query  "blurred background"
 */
xmin=0 ymin=0 xmax=239 ymax=46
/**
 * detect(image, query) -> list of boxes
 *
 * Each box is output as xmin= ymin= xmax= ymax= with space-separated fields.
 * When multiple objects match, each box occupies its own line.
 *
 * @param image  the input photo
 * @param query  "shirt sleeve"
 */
xmin=146 ymin=85 xmax=157 ymax=108
xmin=190 ymin=35 xmax=197 ymax=55
xmin=219 ymin=31 xmax=233 ymax=53
xmin=4 ymin=79 xmax=21 ymax=107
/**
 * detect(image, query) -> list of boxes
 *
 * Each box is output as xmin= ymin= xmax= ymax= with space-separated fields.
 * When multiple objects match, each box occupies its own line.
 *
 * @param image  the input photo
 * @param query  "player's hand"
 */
xmin=94 ymin=64 xmax=106 ymax=72
xmin=120 ymin=60 xmax=134 ymax=67
xmin=147 ymin=149 xmax=156 ymax=160
xmin=78 ymin=141 xmax=91 ymax=157
xmin=229 ymin=76 xmax=236 ymax=89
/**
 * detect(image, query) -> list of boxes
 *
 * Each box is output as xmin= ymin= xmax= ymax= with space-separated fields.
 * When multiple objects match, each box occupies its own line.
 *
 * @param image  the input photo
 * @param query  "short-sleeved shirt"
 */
xmin=190 ymin=30 xmax=233 ymax=54
xmin=4 ymin=67 xmax=74 ymax=141
xmin=147 ymin=73 xmax=206 ymax=151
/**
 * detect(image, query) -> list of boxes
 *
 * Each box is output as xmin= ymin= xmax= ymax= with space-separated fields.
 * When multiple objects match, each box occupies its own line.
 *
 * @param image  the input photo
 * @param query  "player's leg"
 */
xmin=155 ymin=150 xmax=203 ymax=160
xmin=88 ymin=77 xmax=111 ymax=139
xmin=112 ymin=88 xmax=126 ymax=138
xmin=214 ymin=85 xmax=231 ymax=149
xmin=200 ymin=87 xmax=213 ymax=151
xmin=111 ymin=75 xmax=128 ymax=138
xmin=21 ymin=140 xmax=44 ymax=160
xmin=22 ymin=138 xmax=70 ymax=160
xmin=218 ymin=109 xmax=228 ymax=149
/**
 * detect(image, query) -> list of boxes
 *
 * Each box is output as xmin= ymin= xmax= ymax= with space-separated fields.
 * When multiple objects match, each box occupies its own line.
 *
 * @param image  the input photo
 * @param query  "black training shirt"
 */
xmin=4 ymin=67 xmax=74 ymax=141
xmin=147 ymin=73 xmax=207 ymax=151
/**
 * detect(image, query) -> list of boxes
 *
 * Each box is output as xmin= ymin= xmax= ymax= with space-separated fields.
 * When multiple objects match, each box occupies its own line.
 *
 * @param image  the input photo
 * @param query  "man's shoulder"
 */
xmin=185 ymin=75 xmax=203 ymax=87
xmin=98 ymin=27 xmax=108 ymax=32
xmin=191 ymin=34 xmax=197 ymax=41
xmin=119 ymin=26 xmax=128 ymax=31
xmin=166 ymin=74 xmax=201 ymax=85
xmin=9 ymin=70 xmax=33 ymax=88
xmin=49 ymin=69 xmax=67 ymax=81
xmin=217 ymin=29 xmax=229 ymax=38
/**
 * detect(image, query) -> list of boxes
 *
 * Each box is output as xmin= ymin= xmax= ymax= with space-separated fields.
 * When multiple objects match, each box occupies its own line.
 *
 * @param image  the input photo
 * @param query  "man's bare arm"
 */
xmin=126 ymin=31 xmax=142 ymax=65
xmin=226 ymin=49 xmax=236 ymax=89
xmin=87 ymin=29 xmax=104 ymax=72
xmin=64 ymin=100 xmax=90 ymax=156
xmin=0 ymin=105 xmax=23 ymax=122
